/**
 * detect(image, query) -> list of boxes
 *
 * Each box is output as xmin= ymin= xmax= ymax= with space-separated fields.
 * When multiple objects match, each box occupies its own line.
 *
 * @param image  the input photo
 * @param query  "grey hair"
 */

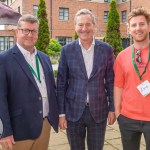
xmin=74 ymin=9 xmax=96 ymax=25
xmin=17 ymin=14 xmax=39 ymax=28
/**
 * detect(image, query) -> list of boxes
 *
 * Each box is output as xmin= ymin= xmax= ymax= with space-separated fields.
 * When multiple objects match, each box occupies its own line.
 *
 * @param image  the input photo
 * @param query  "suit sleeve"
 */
xmin=57 ymin=47 xmax=69 ymax=115
xmin=0 ymin=62 xmax=13 ymax=138
xmin=105 ymin=47 xmax=115 ymax=112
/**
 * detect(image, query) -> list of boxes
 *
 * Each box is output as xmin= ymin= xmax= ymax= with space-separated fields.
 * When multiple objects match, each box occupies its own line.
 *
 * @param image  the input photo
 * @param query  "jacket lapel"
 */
xmin=89 ymin=42 xmax=101 ymax=79
xmin=75 ymin=41 xmax=88 ymax=79
xmin=12 ymin=45 xmax=39 ymax=91
xmin=37 ymin=52 xmax=51 ymax=98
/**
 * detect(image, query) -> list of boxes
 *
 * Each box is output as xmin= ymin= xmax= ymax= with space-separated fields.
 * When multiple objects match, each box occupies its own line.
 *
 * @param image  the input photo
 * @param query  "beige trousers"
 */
xmin=12 ymin=118 xmax=51 ymax=150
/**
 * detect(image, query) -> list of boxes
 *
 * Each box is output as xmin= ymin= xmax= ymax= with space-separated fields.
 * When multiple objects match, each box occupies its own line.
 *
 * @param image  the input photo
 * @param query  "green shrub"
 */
xmin=36 ymin=0 xmax=50 ymax=54
xmin=50 ymin=56 xmax=59 ymax=64
xmin=105 ymin=0 xmax=123 ymax=56
xmin=47 ymin=38 xmax=62 ymax=56
xmin=53 ymin=70 xmax=58 ymax=77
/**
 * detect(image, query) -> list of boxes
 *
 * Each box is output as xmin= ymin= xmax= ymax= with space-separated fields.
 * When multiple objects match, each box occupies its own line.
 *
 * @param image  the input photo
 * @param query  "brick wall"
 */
xmin=1 ymin=0 xmax=150 ymax=46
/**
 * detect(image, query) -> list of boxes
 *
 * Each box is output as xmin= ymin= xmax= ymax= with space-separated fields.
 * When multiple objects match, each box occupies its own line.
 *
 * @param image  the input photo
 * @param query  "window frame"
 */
xmin=59 ymin=8 xmax=69 ymax=21
xmin=104 ymin=0 xmax=110 ymax=2
xmin=122 ymin=10 xmax=127 ymax=23
xmin=104 ymin=11 xmax=109 ymax=23
xmin=0 ymin=36 xmax=14 ymax=52
xmin=56 ymin=36 xmax=72 ymax=46
xmin=33 ymin=5 xmax=38 ymax=18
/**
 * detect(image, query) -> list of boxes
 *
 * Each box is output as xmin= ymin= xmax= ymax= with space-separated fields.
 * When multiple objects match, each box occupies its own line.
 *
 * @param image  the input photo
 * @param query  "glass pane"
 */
xmin=66 ymin=38 xmax=72 ymax=44
xmin=9 ymin=42 xmax=14 ymax=48
xmin=64 ymin=16 xmax=68 ymax=20
xmin=9 ymin=37 xmax=14 ymax=41
xmin=59 ymin=9 xmax=63 ymax=13
xmin=59 ymin=16 xmax=64 ymax=20
xmin=33 ymin=6 xmax=38 ymax=17
xmin=0 ymin=37 xmax=4 ymax=42
xmin=59 ymin=8 xmax=69 ymax=21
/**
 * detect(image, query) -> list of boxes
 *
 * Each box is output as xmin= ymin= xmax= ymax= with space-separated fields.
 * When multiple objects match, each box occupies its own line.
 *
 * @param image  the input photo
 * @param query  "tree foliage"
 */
xmin=47 ymin=38 xmax=62 ymax=56
xmin=105 ymin=0 xmax=123 ymax=56
xmin=74 ymin=31 xmax=78 ymax=40
xmin=36 ymin=0 xmax=50 ymax=54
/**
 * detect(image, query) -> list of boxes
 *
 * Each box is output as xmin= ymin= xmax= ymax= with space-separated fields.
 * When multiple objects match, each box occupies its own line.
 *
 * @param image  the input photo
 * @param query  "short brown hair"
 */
xmin=127 ymin=7 xmax=150 ymax=24
xmin=17 ymin=14 xmax=39 ymax=28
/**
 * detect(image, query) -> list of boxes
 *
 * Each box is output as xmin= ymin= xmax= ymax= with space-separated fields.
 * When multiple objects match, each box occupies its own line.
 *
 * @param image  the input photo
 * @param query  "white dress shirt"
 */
xmin=79 ymin=38 xmax=95 ymax=103
xmin=17 ymin=43 xmax=49 ymax=118
xmin=79 ymin=39 xmax=95 ymax=79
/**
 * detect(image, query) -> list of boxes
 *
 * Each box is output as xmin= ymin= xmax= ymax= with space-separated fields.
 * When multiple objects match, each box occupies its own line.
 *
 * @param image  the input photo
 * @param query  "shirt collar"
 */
xmin=79 ymin=36 xmax=95 ymax=47
xmin=16 ymin=43 xmax=37 ymax=57
xmin=79 ymin=37 xmax=95 ymax=52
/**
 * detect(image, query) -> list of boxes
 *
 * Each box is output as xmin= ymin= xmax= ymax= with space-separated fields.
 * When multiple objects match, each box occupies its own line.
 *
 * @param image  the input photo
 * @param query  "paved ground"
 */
xmin=49 ymin=122 xmax=146 ymax=150
xmin=0 ymin=122 xmax=146 ymax=150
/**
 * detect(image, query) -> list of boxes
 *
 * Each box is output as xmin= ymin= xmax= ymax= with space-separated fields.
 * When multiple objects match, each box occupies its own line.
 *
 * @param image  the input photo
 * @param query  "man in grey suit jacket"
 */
xmin=0 ymin=14 xmax=58 ymax=150
xmin=57 ymin=9 xmax=116 ymax=150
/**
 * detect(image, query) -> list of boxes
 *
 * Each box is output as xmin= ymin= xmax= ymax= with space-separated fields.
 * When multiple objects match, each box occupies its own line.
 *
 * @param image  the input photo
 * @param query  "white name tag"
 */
xmin=137 ymin=80 xmax=150 ymax=97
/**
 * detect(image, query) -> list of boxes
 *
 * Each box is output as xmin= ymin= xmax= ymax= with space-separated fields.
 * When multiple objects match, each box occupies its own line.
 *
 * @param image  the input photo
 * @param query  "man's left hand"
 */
xmin=107 ymin=112 xmax=116 ymax=125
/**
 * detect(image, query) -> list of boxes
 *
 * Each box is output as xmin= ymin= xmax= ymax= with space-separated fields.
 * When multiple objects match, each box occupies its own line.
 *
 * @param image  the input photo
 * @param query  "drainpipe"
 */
xmin=50 ymin=0 xmax=52 ymax=39
xmin=130 ymin=0 xmax=131 ymax=12
xmin=129 ymin=0 xmax=132 ymax=45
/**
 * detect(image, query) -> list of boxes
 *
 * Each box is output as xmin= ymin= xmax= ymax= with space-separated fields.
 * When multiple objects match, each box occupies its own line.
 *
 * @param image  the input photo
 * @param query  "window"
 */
xmin=0 ymin=36 xmax=14 ymax=52
xmin=33 ymin=5 xmax=38 ymax=18
xmin=5 ymin=0 xmax=12 ymax=5
xmin=104 ymin=0 xmax=110 ymax=2
xmin=0 ymin=37 xmax=4 ymax=52
xmin=56 ymin=37 xmax=72 ymax=46
xmin=59 ymin=8 xmax=69 ymax=21
xmin=18 ymin=6 xmax=20 ymax=13
xmin=122 ymin=10 xmax=127 ymax=23
xmin=104 ymin=11 xmax=109 ymax=23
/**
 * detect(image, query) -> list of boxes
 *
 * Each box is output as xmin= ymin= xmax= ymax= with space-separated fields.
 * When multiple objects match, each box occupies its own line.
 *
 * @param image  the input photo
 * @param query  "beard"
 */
xmin=132 ymin=33 xmax=149 ymax=43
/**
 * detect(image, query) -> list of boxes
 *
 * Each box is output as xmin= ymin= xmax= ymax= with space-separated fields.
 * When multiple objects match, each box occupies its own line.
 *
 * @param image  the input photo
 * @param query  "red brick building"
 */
xmin=0 ymin=0 xmax=150 ymax=52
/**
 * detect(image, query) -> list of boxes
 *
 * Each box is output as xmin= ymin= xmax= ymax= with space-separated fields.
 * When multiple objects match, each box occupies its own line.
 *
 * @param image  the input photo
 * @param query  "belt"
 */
xmin=43 ymin=116 xmax=47 ymax=120
xmin=85 ymin=102 xmax=89 ymax=106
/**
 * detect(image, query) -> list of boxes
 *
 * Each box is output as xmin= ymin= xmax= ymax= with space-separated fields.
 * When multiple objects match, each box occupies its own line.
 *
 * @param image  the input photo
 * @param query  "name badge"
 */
xmin=0 ymin=118 xmax=3 ymax=138
xmin=137 ymin=80 xmax=150 ymax=97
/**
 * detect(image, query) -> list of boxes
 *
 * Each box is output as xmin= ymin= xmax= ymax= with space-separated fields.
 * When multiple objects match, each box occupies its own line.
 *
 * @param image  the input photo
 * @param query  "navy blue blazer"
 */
xmin=57 ymin=40 xmax=114 ymax=123
xmin=0 ymin=45 xmax=58 ymax=141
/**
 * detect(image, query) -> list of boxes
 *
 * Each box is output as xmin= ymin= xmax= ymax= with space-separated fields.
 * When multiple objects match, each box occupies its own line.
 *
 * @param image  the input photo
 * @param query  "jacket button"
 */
xmin=39 ymin=110 xmax=42 ymax=114
xmin=39 ymin=97 xmax=42 ymax=100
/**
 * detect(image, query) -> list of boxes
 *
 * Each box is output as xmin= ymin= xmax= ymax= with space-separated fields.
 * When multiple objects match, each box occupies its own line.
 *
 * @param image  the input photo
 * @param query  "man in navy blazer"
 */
xmin=0 ymin=14 xmax=58 ymax=150
xmin=57 ymin=9 xmax=116 ymax=150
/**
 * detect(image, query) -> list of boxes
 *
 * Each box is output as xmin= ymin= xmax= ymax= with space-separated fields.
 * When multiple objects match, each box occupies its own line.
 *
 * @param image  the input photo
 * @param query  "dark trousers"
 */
xmin=118 ymin=114 xmax=150 ymax=150
xmin=66 ymin=106 xmax=107 ymax=150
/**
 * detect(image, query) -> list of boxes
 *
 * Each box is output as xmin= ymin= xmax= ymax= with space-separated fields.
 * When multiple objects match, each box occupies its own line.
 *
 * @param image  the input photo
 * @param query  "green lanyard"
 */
xmin=132 ymin=44 xmax=150 ymax=81
xmin=28 ymin=54 xmax=41 ymax=83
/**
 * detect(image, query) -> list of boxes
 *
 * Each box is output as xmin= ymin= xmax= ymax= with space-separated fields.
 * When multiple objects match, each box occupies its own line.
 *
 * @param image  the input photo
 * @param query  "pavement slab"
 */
xmin=0 ymin=122 xmax=146 ymax=150
xmin=49 ymin=122 xmax=146 ymax=150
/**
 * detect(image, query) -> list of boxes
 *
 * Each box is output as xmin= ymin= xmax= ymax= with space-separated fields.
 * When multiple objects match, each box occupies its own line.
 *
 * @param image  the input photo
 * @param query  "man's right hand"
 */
xmin=59 ymin=116 xmax=67 ymax=130
xmin=0 ymin=135 xmax=15 ymax=150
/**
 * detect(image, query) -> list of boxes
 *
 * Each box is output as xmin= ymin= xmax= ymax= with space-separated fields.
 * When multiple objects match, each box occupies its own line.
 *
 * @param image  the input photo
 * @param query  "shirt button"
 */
xmin=39 ymin=110 xmax=42 ymax=114
xmin=39 ymin=97 xmax=42 ymax=100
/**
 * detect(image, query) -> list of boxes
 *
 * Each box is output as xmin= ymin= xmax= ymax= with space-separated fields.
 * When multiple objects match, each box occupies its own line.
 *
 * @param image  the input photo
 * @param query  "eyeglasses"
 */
xmin=18 ymin=28 xmax=38 ymax=35
xmin=136 ymin=49 xmax=142 ymax=63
